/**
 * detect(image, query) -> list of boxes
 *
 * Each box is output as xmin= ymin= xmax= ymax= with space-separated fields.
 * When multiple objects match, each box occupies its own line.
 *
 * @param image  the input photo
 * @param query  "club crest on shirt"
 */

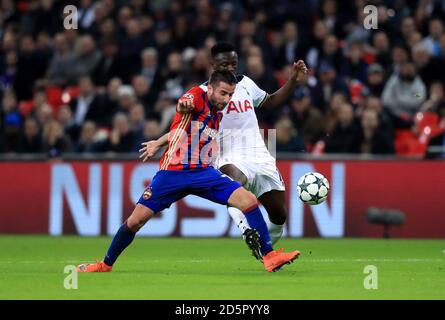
xmin=143 ymin=188 xmax=152 ymax=200
xmin=183 ymin=93 xmax=194 ymax=99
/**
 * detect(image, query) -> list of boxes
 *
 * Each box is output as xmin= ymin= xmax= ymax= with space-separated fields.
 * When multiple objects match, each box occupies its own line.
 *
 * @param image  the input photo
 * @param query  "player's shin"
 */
xmin=243 ymin=205 xmax=273 ymax=256
xmin=267 ymin=221 xmax=284 ymax=245
xmin=227 ymin=206 xmax=250 ymax=234
xmin=103 ymin=221 xmax=136 ymax=267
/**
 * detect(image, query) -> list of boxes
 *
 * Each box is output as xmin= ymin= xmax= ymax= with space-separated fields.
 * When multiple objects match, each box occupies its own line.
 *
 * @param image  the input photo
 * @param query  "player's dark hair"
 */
xmin=211 ymin=42 xmax=237 ymax=58
xmin=209 ymin=70 xmax=237 ymax=86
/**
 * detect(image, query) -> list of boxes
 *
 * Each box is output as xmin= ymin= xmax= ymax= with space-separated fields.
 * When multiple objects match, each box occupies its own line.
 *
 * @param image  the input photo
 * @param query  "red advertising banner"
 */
xmin=0 ymin=160 xmax=444 ymax=238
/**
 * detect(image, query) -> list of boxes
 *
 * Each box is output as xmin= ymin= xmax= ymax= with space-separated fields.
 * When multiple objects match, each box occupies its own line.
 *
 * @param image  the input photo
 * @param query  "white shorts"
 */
xmin=216 ymin=155 xmax=285 ymax=198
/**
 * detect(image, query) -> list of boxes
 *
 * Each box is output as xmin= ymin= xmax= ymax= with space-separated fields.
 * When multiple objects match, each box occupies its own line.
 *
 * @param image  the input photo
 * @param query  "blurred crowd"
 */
xmin=0 ymin=0 xmax=445 ymax=158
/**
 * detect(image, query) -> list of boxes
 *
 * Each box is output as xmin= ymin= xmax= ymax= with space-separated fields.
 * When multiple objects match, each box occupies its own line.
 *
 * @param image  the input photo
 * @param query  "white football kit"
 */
xmin=200 ymin=75 xmax=285 ymax=197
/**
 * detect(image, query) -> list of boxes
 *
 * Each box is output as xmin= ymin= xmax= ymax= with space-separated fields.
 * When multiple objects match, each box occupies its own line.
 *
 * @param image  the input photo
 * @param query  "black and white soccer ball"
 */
xmin=297 ymin=172 xmax=330 ymax=205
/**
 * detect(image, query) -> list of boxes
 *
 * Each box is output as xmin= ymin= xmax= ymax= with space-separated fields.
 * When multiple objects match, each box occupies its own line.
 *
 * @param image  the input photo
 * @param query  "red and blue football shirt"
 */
xmin=159 ymin=86 xmax=223 ymax=170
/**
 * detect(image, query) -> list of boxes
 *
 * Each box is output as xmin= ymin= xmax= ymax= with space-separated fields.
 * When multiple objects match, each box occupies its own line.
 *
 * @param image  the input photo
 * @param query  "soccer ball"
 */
xmin=297 ymin=172 xmax=330 ymax=205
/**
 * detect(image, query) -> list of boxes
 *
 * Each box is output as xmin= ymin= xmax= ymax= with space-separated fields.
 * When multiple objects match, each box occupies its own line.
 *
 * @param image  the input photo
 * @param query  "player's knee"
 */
xmin=238 ymin=190 xmax=258 ymax=212
xmin=126 ymin=204 xmax=154 ymax=232
xmin=126 ymin=216 xmax=149 ymax=232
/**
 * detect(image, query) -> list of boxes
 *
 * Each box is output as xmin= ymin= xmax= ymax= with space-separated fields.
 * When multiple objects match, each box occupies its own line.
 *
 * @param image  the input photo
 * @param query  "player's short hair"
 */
xmin=209 ymin=70 xmax=237 ymax=87
xmin=211 ymin=42 xmax=237 ymax=58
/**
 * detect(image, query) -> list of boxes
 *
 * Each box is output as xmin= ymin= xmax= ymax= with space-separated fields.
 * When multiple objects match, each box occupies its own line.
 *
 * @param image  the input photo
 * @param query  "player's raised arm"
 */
xmin=139 ymin=133 xmax=169 ymax=162
xmin=261 ymin=60 xmax=308 ymax=109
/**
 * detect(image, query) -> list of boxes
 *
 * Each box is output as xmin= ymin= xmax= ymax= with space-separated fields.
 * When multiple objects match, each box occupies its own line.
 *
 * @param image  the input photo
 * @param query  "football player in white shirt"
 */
xmin=140 ymin=42 xmax=308 ymax=260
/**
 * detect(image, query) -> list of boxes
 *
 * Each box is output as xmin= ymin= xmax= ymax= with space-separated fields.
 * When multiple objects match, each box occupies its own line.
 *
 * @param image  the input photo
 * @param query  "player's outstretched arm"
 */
xmin=262 ymin=60 xmax=308 ymax=109
xmin=139 ymin=133 xmax=169 ymax=162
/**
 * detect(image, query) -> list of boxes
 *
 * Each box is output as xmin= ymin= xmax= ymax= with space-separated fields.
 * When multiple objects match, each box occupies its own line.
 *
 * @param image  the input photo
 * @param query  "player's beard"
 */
xmin=215 ymin=103 xmax=224 ymax=110
xmin=210 ymin=96 xmax=226 ymax=110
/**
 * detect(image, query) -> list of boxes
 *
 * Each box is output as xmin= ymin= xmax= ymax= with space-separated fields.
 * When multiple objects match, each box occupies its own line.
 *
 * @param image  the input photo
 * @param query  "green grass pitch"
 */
xmin=0 ymin=236 xmax=444 ymax=299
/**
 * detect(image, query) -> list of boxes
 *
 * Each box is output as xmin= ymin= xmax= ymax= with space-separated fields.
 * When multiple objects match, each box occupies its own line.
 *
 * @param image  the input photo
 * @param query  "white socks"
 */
xmin=267 ymin=221 xmax=284 ymax=245
xmin=227 ymin=206 xmax=284 ymax=244
xmin=228 ymin=206 xmax=250 ymax=234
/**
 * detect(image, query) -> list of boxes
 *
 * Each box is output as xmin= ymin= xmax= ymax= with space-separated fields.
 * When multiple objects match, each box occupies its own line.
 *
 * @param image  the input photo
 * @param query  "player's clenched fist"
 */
xmin=292 ymin=60 xmax=308 ymax=83
xmin=176 ymin=93 xmax=195 ymax=114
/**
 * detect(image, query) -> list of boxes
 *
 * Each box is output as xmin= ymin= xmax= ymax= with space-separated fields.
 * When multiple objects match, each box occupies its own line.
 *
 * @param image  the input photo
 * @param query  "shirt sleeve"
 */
xmin=243 ymin=76 xmax=268 ymax=108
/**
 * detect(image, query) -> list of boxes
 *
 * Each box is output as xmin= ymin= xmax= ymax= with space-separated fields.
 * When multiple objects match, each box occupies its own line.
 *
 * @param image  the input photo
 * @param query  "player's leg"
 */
xmin=251 ymin=164 xmax=287 ymax=244
xmin=227 ymin=187 xmax=300 ymax=272
xmin=77 ymin=204 xmax=155 ymax=273
xmin=219 ymin=163 xmax=262 ymax=258
xmin=102 ymin=204 xmax=155 ymax=267
xmin=193 ymin=167 xmax=300 ymax=272
xmin=219 ymin=164 xmax=248 ymax=185
xmin=258 ymin=190 xmax=286 ymax=245
xmin=226 ymin=187 xmax=273 ymax=256
xmin=77 ymin=170 xmax=182 ymax=272
xmin=191 ymin=167 xmax=270 ymax=256
xmin=219 ymin=164 xmax=251 ymax=232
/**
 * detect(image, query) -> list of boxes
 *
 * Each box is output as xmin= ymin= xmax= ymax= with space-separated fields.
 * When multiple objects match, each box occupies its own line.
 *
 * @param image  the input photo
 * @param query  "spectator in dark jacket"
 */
xmin=129 ymin=103 xmax=146 ymax=139
xmin=325 ymin=102 xmax=360 ymax=153
xmin=139 ymin=47 xmax=163 ymax=96
xmin=132 ymin=75 xmax=158 ymax=115
xmin=47 ymin=33 xmax=77 ymax=86
xmin=366 ymin=63 xmax=386 ymax=97
xmin=289 ymin=86 xmax=324 ymax=146
xmin=357 ymin=109 xmax=395 ymax=154
xmin=363 ymin=96 xmax=394 ymax=137
xmin=73 ymin=35 xmax=102 ymax=80
xmin=275 ymin=117 xmax=306 ymax=153
xmin=412 ymin=42 xmax=445 ymax=87
xmin=42 ymin=120 xmax=72 ymax=157
xmin=340 ymin=41 xmax=368 ymax=83
xmin=134 ymin=118 xmax=162 ymax=152
xmin=372 ymin=32 xmax=392 ymax=71
xmin=118 ymin=18 xmax=150 ymax=82
xmin=14 ymin=35 xmax=49 ymax=100
xmin=92 ymin=38 xmax=124 ymax=87
xmin=246 ymin=55 xmax=278 ymax=125
xmin=315 ymin=34 xmax=345 ymax=71
xmin=74 ymin=121 xmax=100 ymax=153
xmin=311 ymin=61 xmax=350 ymax=112
xmin=18 ymin=117 xmax=42 ymax=153
xmin=281 ymin=21 xmax=309 ymax=67
xmin=103 ymin=113 xmax=136 ymax=152
xmin=69 ymin=76 xmax=106 ymax=129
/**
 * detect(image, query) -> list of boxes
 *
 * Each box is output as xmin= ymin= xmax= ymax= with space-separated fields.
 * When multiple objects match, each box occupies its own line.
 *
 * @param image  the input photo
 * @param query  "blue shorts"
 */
xmin=137 ymin=167 xmax=242 ymax=213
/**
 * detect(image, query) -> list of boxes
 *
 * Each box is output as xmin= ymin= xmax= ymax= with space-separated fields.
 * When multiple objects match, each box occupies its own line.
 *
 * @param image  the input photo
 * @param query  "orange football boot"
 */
xmin=76 ymin=260 xmax=113 ymax=273
xmin=263 ymin=248 xmax=300 ymax=272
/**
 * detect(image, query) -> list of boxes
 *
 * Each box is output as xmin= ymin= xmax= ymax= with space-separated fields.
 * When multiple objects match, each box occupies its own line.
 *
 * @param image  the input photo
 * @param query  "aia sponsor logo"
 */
xmin=226 ymin=100 xmax=253 ymax=114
